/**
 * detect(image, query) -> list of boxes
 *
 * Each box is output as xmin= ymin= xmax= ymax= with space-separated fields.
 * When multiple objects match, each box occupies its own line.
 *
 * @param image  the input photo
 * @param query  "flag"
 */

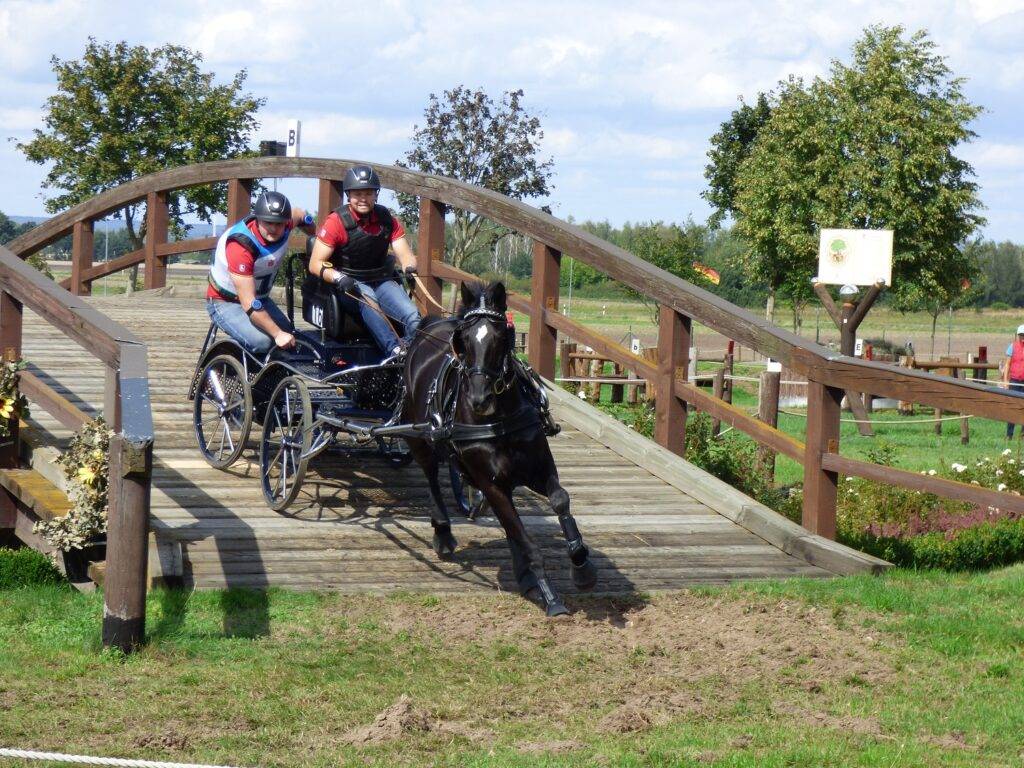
xmin=693 ymin=262 xmax=721 ymax=285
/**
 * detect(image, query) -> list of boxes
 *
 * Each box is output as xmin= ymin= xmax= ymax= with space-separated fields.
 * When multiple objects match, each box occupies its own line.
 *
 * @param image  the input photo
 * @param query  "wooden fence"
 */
xmin=0 ymin=242 xmax=153 ymax=652
xmin=7 ymin=156 xmax=1024 ymax=569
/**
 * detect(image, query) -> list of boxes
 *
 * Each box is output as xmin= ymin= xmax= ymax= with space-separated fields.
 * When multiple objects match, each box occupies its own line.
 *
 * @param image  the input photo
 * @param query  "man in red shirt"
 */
xmin=207 ymin=191 xmax=316 ymax=355
xmin=308 ymin=165 xmax=421 ymax=357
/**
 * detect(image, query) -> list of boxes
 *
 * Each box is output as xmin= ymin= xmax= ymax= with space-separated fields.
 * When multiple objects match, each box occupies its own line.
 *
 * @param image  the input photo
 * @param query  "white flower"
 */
xmin=1018 ymin=470 xmax=1024 ymax=477
xmin=998 ymin=483 xmax=1008 ymax=491
xmin=846 ymin=476 xmax=854 ymax=481
xmin=927 ymin=469 xmax=937 ymax=476
xmin=1003 ymin=448 xmax=1013 ymax=456
xmin=971 ymin=481 xmax=980 ymax=486
xmin=577 ymin=391 xmax=587 ymax=400
xmin=1010 ymin=459 xmax=1017 ymax=465
xmin=996 ymin=469 xmax=1005 ymax=477
xmin=951 ymin=463 xmax=966 ymax=473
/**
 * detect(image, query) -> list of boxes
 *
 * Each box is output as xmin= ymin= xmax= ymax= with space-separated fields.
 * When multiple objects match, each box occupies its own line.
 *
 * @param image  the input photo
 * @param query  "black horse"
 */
xmin=402 ymin=281 xmax=598 ymax=616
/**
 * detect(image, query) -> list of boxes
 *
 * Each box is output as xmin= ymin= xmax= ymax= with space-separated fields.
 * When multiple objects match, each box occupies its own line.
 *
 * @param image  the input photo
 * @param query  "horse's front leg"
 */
xmin=479 ymin=480 xmax=568 ymax=617
xmin=408 ymin=439 xmax=457 ymax=557
xmin=527 ymin=450 xmax=598 ymax=592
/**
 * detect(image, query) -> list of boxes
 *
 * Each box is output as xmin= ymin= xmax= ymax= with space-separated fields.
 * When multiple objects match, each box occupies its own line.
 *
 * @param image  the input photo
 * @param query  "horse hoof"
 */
xmin=432 ymin=531 xmax=457 ymax=559
xmin=545 ymin=601 xmax=570 ymax=618
xmin=572 ymin=559 xmax=598 ymax=591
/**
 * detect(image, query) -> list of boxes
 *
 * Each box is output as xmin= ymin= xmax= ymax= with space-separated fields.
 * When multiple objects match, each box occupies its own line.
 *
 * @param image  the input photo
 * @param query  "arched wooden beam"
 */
xmin=7 ymin=156 xmax=1024 ymax=423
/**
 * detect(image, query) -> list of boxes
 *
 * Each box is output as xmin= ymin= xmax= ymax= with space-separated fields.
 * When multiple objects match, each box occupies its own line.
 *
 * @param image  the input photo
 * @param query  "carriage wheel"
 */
xmin=260 ymin=376 xmax=312 ymax=511
xmin=193 ymin=354 xmax=253 ymax=469
xmin=376 ymin=436 xmax=413 ymax=467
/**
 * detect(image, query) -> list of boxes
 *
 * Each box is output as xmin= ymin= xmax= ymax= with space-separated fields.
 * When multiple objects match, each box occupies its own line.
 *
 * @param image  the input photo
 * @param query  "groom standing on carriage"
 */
xmin=307 ymin=165 xmax=422 ymax=359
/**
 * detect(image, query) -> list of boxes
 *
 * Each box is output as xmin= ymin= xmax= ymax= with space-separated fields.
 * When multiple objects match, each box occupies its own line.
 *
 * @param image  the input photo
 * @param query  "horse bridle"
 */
xmin=453 ymin=299 xmax=516 ymax=396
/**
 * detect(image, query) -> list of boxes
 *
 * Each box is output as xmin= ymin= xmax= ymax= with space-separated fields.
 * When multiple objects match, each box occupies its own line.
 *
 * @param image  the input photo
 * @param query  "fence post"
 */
xmin=416 ymin=198 xmax=445 ymax=314
xmin=318 ymin=178 xmax=344 ymax=220
xmin=610 ymin=363 xmax=624 ymax=403
xmin=102 ymin=432 xmax=152 ymax=652
xmin=71 ymin=220 xmax=94 ymax=296
xmin=227 ymin=178 xmax=254 ymax=223
xmin=802 ymin=380 xmax=842 ymax=538
xmin=723 ymin=340 xmax=735 ymax=407
xmin=654 ymin=306 xmax=690 ymax=456
xmin=528 ymin=241 xmax=560 ymax=380
xmin=143 ymin=191 xmax=169 ymax=290
xmin=711 ymin=367 xmax=725 ymax=436
xmin=757 ymin=368 xmax=781 ymax=482
xmin=0 ymin=291 xmax=22 ymax=536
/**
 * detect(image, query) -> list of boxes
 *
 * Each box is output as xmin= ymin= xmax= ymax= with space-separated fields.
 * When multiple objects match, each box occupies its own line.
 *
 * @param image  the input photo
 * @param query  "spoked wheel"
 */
xmin=260 ymin=375 xmax=312 ymax=511
xmin=376 ymin=436 xmax=413 ymax=467
xmin=194 ymin=354 xmax=253 ymax=469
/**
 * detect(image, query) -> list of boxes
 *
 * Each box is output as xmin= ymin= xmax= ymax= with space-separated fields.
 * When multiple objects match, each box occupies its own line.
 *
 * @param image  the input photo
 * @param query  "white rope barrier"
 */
xmin=0 ymin=747 xmax=251 ymax=768
xmin=777 ymin=408 xmax=975 ymax=425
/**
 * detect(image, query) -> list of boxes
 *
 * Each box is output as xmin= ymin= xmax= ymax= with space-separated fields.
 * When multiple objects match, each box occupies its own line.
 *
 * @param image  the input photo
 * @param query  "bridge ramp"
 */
xmin=20 ymin=293 xmax=869 ymax=594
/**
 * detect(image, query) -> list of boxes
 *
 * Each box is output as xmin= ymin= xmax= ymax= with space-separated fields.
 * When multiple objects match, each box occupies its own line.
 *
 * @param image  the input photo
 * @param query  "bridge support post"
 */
xmin=802 ymin=380 xmax=842 ymax=538
xmin=655 ymin=306 xmax=690 ymax=457
xmin=144 ymin=192 xmax=169 ymax=290
xmin=318 ymin=178 xmax=344 ymax=220
xmin=102 ymin=433 xmax=152 ymax=652
xmin=227 ymin=178 xmax=254 ymax=223
xmin=416 ymin=198 xmax=445 ymax=314
xmin=529 ymin=241 xmax=560 ymax=380
xmin=0 ymin=290 xmax=22 ymax=534
xmin=71 ymin=220 xmax=94 ymax=296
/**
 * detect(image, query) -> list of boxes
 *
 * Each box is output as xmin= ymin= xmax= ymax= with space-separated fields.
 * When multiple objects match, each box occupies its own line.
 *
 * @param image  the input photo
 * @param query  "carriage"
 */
xmin=190 ymin=248 xmax=596 ymax=615
xmin=189 ymin=245 xmax=430 ymax=511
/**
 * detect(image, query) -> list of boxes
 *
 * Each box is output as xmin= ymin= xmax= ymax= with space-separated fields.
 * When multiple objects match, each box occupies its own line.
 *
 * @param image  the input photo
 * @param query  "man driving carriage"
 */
xmin=207 ymin=191 xmax=317 ymax=355
xmin=308 ymin=165 xmax=422 ymax=359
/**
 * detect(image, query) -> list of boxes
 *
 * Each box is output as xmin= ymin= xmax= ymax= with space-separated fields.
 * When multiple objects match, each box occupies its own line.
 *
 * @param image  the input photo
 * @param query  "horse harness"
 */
xmin=423 ymin=303 xmax=560 ymax=445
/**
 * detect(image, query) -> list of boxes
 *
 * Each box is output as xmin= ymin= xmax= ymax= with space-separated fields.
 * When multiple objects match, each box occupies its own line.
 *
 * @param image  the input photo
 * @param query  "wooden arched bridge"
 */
xmin=3 ymin=157 xmax=1024 ymax=650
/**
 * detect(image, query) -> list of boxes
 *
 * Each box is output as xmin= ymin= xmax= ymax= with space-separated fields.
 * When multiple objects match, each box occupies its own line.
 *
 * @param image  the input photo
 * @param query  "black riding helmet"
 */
xmin=253 ymin=191 xmax=292 ymax=223
xmin=343 ymin=165 xmax=381 ymax=192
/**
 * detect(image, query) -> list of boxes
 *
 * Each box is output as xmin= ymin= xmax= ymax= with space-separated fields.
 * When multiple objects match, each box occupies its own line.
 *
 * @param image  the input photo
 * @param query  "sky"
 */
xmin=2 ymin=0 xmax=1024 ymax=239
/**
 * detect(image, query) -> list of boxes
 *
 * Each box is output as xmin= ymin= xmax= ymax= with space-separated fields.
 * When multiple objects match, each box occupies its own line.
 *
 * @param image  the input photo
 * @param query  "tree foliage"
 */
xmin=18 ymin=39 xmax=263 ymax=257
xmin=0 ymin=212 xmax=35 ymax=246
xmin=702 ymin=92 xmax=772 ymax=229
xmin=396 ymin=86 xmax=553 ymax=270
xmin=715 ymin=26 xmax=984 ymax=320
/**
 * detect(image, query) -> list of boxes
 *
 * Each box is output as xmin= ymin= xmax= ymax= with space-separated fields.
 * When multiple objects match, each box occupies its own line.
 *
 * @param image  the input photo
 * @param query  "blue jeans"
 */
xmin=346 ymin=279 xmax=422 ymax=353
xmin=1008 ymin=379 xmax=1024 ymax=437
xmin=206 ymin=297 xmax=293 ymax=356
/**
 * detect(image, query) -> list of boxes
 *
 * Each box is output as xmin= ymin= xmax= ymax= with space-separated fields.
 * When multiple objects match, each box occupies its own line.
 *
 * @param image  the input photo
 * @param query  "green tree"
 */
xmin=18 ymin=39 xmax=263 ymax=289
xmin=396 ymin=86 xmax=553 ymax=270
xmin=702 ymin=92 xmax=772 ymax=228
xmin=0 ymin=212 xmax=35 ymax=245
xmin=722 ymin=26 xmax=984 ymax=327
xmin=624 ymin=221 xmax=710 ymax=322
xmin=969 ymin=239 xmax=1024 ymax=307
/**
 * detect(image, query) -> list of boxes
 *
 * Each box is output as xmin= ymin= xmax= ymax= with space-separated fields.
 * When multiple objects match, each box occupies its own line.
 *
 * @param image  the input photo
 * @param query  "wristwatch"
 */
xmin=302 ymin=213 xmax=315 ymax=226
xmin=246 ymin=298 xmax=264 ymax=316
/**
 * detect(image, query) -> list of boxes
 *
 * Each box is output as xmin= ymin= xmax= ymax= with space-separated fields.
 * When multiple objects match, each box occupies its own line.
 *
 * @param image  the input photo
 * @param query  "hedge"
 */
xmin=0 ymin=547 xmax=65 ymax=589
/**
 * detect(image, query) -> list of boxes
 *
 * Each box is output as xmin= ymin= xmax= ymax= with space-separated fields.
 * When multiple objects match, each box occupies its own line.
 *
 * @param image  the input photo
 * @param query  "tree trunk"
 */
xmin=124 ymin=206 xmax=143 ymax=294
xmin=930 ymin=310 xmax=939 ymax=359
xmin=765 ymin=288 xmax=776 ymax=324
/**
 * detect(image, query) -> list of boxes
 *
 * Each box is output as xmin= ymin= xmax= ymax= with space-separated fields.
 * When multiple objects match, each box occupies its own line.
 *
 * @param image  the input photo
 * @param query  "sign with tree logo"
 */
xmin=817 ymin=229 xmax=893 ymax=286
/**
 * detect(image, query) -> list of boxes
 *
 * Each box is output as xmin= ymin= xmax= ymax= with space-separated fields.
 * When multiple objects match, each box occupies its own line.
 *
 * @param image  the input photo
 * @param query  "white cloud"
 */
xmin=0 ymin=108 xmax=44 ymax=133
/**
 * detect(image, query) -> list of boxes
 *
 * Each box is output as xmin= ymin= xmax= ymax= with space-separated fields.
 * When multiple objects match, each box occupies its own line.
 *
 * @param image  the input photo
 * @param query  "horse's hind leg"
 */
xmin=528 ymin=462 xmax=598 ymax=592
xmin=410 ymin=441 xmax=457 ymax=557
xmin=480 ymin=481 xmax=568 ymax=617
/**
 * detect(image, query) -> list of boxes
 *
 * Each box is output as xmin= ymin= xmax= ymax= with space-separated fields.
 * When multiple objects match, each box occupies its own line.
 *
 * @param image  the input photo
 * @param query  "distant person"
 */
xmin=207 ymin=191 xmax=316 ymax=355
xmin=1002 ymin=324 xmax=1024 ymax=438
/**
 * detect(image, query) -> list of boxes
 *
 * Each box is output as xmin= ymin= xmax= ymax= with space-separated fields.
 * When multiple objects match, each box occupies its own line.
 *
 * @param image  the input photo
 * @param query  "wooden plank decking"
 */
xmin=20 ymin=292 xmax=835 ymax=593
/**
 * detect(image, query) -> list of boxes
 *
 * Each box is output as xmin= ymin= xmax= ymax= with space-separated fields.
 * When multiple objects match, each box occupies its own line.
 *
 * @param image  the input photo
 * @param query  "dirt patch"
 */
xmin=341 ymin=695 xmax=492 ymax=747
xmin=369 ymin=590 xmax=895 ymax=732
xmin=343 ymin=695 xmax=432 ymax=746
xmin=516 ymin=739 xmax=582 ymax=754
xmin=131 ymin=730 xmax=191 ymax=751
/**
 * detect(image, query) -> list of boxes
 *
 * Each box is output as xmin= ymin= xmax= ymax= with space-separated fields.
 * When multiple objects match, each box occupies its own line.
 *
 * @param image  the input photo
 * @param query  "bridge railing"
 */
xmin=8 ymin=157 xmax=1024 ymax=544
xmin=0 ymin=243 xmax=153 ymax=652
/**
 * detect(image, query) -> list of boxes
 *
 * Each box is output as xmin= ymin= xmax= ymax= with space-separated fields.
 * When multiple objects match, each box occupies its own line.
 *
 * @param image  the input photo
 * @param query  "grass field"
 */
xmin=2 ymin=568 xmax=1023 ymax=767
